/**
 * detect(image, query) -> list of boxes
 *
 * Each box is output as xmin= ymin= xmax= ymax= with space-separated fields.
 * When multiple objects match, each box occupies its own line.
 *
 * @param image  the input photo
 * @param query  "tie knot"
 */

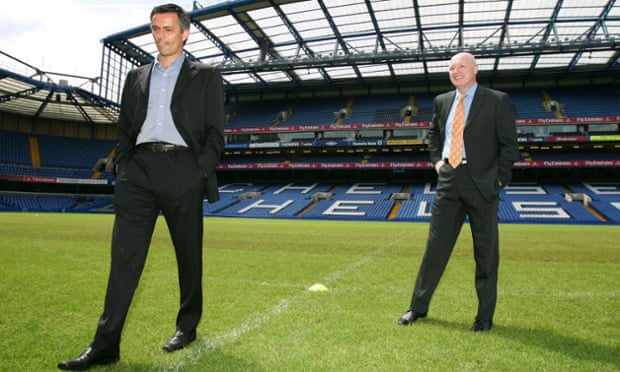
xmin=458 ymin=93 xmax=466 ymax=102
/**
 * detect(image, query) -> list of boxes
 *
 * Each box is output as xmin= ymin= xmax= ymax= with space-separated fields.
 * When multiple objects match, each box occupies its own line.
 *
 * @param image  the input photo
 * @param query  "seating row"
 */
xmin=2 ymin=182 xmax=618 ymax=224
xmin=225 ymin=87 xmax=620 ymax=128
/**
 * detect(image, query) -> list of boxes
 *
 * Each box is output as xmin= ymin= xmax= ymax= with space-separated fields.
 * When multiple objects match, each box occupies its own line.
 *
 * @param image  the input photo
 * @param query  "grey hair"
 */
xmin=151 ymin=3 xmax=191 ymax=31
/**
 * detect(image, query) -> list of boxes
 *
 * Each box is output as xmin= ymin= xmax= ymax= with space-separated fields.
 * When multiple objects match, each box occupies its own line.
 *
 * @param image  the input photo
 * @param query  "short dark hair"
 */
xmin=151 ymin=3 xmax=191 ymax=31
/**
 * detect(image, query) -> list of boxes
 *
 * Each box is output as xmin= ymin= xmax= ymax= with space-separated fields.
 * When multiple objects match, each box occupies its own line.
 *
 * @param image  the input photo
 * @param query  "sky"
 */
xmin=0 ymin=0 xmax=195 ymax=85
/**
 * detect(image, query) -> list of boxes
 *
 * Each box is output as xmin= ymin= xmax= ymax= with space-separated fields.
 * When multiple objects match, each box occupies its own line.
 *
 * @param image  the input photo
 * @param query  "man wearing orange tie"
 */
xmin=398 ymin=52 xmax=519 ymax=332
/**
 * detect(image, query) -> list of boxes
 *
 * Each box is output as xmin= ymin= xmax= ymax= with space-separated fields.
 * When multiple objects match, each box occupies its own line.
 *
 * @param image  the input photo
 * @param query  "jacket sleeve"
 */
xmin=197 ymin=68 xmax=225 ymax=179
xmin=426 ymin=95 xmax=446 ymax=165
xmin=495 ymin=92 xmax=519 ymax=186
xmin=112 ymin=70 xmax=138 ymax=171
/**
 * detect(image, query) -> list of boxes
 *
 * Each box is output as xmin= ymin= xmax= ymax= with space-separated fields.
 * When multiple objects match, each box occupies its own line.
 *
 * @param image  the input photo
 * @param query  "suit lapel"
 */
xmin=138 ymin=64 xmax=152 ymax=96
xmin=467 ymin=87 xmax=487 ymax=128
xmin=170 ymin=58 xmax=197 ymax=144
xmin=441 ymin=91 xmax=457 ymax=128
xmin=130 ymin=64 xmax=153 ymax=135
xmin=172 ymin=58 xmax=197 ymax=102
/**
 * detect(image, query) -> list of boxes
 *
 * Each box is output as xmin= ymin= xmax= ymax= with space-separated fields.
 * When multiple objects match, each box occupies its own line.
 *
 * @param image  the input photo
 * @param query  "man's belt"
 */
xmin=136 ymin=142 xmax=189 ymax=153
xmin=444 ymin=158 xmax=468 ymax=165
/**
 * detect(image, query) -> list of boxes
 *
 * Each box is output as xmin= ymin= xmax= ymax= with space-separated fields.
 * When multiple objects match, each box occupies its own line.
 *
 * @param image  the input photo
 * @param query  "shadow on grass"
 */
xmin=197 ymin=347 xmax=266 ymax=371
xmin=496 ymin=324 xmax=619 ymax=367
xmin=424 ymin=318 xmax=619 ymax=367
xmin=93 ymin=344 xmax=266 ymax=371
xmin=168 ymin=342 xmax=267 ymax=372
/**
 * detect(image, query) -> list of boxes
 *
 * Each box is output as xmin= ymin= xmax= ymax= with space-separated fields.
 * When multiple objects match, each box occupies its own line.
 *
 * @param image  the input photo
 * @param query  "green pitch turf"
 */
xmin=0 ymin=213 xmax=618 ymax=371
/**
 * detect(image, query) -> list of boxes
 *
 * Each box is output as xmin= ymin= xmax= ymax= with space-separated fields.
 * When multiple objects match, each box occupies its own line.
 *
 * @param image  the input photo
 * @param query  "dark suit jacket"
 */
xmin=114 ymin=58 xmax=225 ymax=202
xmin=427 ymin=85 xmax=519 ymax=201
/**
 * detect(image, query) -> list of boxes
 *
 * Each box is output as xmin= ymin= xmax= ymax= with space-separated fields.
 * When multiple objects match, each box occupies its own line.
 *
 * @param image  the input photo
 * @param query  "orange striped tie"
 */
xmin=448 ymin=94 xmax=466 ymax=168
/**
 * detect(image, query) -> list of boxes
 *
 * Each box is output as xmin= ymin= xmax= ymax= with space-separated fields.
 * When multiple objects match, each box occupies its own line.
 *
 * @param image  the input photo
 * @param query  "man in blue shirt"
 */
xmin=58 ymin=4 xmax=225 ymax=370
xmin=398 ymin=52 xmax=519 ymax=332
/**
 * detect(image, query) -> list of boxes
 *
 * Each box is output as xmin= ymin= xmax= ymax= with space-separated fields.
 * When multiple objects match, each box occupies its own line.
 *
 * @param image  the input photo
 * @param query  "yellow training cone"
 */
xmin=308 ymin=283 xmax=329 ymax=292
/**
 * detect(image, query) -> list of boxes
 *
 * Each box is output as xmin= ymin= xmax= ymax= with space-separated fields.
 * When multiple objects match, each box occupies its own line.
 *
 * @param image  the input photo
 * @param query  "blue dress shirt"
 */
xmin=136 ymin=55 xmax=187 ymax=146
xmin=441 ymin=83 xmax=477 ymax=160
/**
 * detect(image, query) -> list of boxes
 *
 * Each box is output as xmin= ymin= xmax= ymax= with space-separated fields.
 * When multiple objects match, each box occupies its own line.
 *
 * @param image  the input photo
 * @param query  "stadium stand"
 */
xmin=0 ymin=130 xmax=115 ymax=181
xmin=0 ymin=131 xmax=31 ymax=165
xmin=226 ymin=101 xmax=289 ymax=128
xmin=547 ymin=87 xmax=620 ymax=118
xmin=5 ymin=179 xmax=617 ymax=225
xmin=0 ymin=192 xmax=112 ymax=213
xmin=510 ymin=89 xmax=558 ymax=120
xmin=1 ymin=85 xmax=619 ymax=183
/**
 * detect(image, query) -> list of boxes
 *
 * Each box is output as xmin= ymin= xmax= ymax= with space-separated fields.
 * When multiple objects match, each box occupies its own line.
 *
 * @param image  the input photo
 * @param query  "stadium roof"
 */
xmin=100 ymin=0 xmax=619 ymax=101
xmin=0 ymin=51 xmax=119 ymax=127
xmin=1 ymin=0 xmax=619 ymax=126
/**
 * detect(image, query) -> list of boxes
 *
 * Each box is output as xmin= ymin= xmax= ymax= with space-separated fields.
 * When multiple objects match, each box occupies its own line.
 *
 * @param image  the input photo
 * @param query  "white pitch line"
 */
xmin=159 ymin=231 xmax=416 ymax=371
xmin=319 ymin=231 xmax=414 ymax=286
xmin=160 ymin=297 xmax=291 ymax=371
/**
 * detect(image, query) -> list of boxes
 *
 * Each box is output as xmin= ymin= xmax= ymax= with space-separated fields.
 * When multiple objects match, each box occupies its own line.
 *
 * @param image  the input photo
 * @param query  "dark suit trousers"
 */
xmin=410 ymin=163 xmax=499 ymax=322
xmin=92 ymin=149 xmax=205 ymax=352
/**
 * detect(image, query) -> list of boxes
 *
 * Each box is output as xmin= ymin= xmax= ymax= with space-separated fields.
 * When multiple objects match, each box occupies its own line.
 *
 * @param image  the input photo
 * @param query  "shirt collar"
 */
xmin=457 ymin=83 xmax=478 ymax=100
xmin=153 ymin=54 xmax=184 ymax=72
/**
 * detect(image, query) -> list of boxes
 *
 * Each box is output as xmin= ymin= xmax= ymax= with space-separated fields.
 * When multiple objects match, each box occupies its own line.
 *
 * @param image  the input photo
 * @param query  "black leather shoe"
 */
xmin=471 ymin=319 xmax=493 ymax=332
xmin=57 ymin=346 xmax=119 ymax=370
xmin=163 ymin=330 xmax=197 ymax=352
xmin=398 ymin=310 xmax=427 ymax=326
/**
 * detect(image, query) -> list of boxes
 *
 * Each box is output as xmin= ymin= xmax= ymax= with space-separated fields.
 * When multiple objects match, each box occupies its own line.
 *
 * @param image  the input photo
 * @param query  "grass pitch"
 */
xmin=0 ymin=213 xmax=618 ymax=371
